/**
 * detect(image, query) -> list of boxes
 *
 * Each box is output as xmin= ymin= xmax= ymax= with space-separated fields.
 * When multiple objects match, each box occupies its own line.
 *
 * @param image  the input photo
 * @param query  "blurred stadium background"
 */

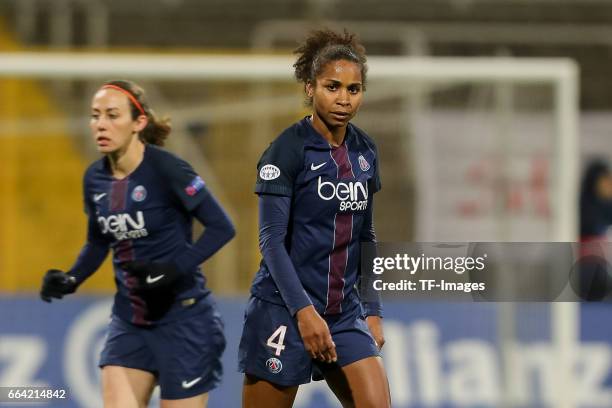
xmin=1 ymin=0 xmax=612 ymax=407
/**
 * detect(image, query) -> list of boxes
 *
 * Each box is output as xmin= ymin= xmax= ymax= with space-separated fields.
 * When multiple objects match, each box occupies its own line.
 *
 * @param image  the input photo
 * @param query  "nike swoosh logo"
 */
xmin=146 ymin=274 xmax=165 ymax=284
xmin=181 ymin=377 xmax=202 ymax=389
xmin=93 ymin=193 xmax=107 ymax=202
xmin=311 ymin=162 xmax=326 ymax=171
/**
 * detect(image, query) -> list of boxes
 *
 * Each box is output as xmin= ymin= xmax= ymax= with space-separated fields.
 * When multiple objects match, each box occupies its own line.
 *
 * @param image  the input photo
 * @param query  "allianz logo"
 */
xmin=384 ymin=321 xmax=611 ymax=406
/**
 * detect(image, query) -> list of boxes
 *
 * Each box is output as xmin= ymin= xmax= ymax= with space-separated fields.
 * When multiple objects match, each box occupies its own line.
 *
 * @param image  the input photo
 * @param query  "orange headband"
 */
xmin=101 ymin=84 xmax=146 ymax=116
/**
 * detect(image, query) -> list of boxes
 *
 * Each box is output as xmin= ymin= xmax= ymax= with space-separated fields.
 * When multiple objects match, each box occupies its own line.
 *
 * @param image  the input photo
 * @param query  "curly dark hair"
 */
xmin=293 ymin=29 xmax=368 ymax=105
xmin=102 ymin=79 xmax=171 ymax=146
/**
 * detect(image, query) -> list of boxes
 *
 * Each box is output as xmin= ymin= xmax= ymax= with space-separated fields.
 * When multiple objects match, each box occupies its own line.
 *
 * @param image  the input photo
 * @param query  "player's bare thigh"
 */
xmin=324 ymin=356 xmax=391 ymax=408
xmin=101 ymin=365 xmax=156 ymax=408
xmin=160 ymin=393 xmax=209 ymax=408
xmin=242 ymin=374 xmax=299 ymax=408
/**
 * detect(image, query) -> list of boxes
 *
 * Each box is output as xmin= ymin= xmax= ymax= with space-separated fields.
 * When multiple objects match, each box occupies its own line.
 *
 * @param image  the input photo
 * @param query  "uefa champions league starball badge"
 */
xmin=131 ymin=185 xmax=147 ymax=202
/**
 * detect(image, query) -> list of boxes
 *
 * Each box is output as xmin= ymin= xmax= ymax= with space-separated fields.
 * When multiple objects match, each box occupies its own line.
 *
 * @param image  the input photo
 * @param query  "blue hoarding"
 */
xmin=0 ymin=296 xmax=611 ymax=407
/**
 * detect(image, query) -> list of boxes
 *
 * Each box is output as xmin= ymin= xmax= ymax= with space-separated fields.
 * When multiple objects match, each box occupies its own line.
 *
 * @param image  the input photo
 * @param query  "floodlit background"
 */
xmin=0 ymin=1 xmax=611 ymax=407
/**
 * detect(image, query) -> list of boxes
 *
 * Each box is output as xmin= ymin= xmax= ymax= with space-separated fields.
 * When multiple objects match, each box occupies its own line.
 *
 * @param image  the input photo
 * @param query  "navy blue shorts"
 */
xmin=99 ymin=296 xmax=226 ymax=400
xmin=238 ymin=296 xmax=379 ymax=386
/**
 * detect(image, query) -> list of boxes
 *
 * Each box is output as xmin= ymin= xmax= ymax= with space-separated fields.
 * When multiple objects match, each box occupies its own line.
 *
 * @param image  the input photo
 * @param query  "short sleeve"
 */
xmin=151 ymin=151 xmax=210 ymax=212
xmin=255 ymin=131 xmax=304 ymax=197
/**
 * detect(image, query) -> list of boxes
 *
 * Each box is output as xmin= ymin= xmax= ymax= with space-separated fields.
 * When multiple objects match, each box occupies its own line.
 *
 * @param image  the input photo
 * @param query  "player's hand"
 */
xmin=40 ymin=269 xmax=77 ymax=302
xmin=122 ymin=260 xmax=181 ymax=291
xmin=366 ymin=315 xmax=385 ymax=350
xmin=296 ymin=305 xmax=337 ymax=363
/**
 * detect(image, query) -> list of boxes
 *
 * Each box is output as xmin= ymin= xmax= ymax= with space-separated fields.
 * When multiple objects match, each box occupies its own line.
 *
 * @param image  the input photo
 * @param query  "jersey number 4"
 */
xmin=266 ymin=325 xmax=287 ymax=356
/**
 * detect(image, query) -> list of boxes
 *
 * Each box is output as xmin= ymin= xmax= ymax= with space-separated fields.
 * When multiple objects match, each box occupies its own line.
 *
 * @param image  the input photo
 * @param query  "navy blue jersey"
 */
xmin=251 ymin=117 xmax=381 ymax=315
xmin=83 ymin=145 xmax=211 ymax=324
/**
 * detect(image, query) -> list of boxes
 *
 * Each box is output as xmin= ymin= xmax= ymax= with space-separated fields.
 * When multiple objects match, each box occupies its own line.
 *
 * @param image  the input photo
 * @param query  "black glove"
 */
xmin=122 ymin=260 xmax=182 ymax=291
xmin=40 ymin=269 xmax=77 ymax=302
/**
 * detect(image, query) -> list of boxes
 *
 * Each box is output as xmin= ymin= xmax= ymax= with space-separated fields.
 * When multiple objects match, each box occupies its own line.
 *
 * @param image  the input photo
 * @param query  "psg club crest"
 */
xmin=358 ymin=154 xmax=370 ymax=172
xmin=265 ymin=357 xmax=283 ymax=374
xmin=185 ymin=176 xmax=205 ymax=197
xmin=131 ymin=185 xmax=147 ymax=202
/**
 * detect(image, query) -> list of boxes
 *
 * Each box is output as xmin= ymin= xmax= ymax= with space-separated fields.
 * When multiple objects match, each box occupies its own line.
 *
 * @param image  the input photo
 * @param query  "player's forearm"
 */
xmin=68 ymin=241 xmax=109 ymax=286
xmin=262 ymin=244 xmax=313 ymax=315
xmin=359 ymin=196 xmax=376 ymax=242
xmin=259 ymin=194 xmax=312 ymax=315
xmin=360 ymin=259 xmax=383 ymax=317
xmin=362 ymin=301 xmax=383 ymax=317
xmin=359 ymin=257 xmax=383 ymax=316
xmin=176 ymin=194 xmax=236 ymax=272
xmin=359 ymin=198 xmax=383 ymax=316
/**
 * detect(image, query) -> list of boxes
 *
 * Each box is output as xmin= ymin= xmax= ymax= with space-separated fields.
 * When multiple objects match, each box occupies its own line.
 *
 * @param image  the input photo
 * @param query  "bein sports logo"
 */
xmin=266 ymin=357 xmax=283 ymax=374
xmin=97 ymin=211 xmax=148 ymax=240
xmin=317 ymin=176 xmax=368 ymax=211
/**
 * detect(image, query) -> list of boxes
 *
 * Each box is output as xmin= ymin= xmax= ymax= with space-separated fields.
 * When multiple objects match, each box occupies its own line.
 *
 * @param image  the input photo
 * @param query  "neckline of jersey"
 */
xmin=303 ymin=115 xmax=354 ymax=149
xmin=105 ymin=143 xmax=148 ymax=181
